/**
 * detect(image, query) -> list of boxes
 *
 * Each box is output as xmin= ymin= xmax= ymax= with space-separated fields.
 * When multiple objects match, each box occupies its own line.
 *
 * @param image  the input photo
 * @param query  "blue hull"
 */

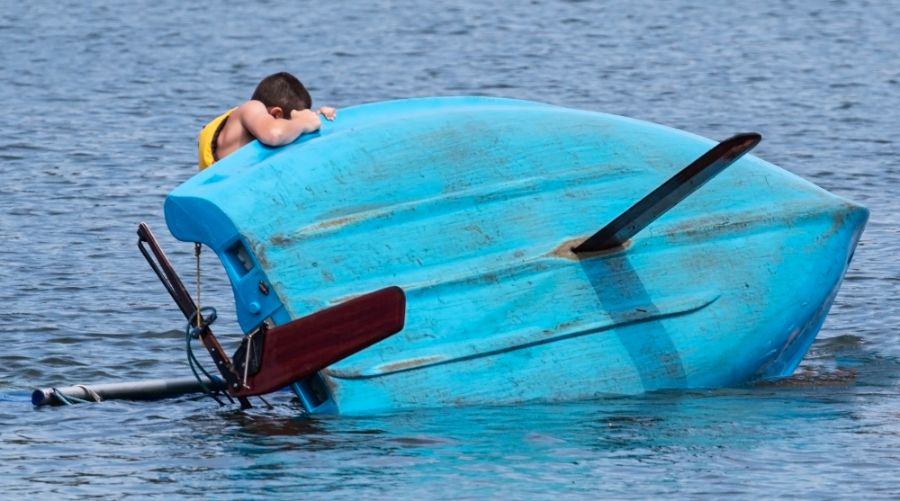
xmin=165 ymin=97 xmax=867 ymax=414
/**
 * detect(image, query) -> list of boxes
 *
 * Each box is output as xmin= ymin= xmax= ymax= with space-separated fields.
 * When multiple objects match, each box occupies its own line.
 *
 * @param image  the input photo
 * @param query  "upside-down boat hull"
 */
xmin=165 ymin=97 xmax=867 ymax=414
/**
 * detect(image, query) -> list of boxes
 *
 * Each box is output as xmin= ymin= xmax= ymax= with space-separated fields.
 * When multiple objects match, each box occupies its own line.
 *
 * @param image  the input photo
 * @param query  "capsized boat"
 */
xmin=164 ymin=96 xmax=867 ymax=414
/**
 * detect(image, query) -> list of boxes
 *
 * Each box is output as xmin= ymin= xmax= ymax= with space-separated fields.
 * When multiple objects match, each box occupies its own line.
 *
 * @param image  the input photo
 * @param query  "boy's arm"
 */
xmin=238 ymin=100 xmax=322 ymax=146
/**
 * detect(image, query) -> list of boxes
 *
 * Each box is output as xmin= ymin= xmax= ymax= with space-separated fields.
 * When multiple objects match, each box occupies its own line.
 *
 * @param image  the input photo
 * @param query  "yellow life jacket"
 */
xmin=197 ymin=108 xmax=236 ymax=170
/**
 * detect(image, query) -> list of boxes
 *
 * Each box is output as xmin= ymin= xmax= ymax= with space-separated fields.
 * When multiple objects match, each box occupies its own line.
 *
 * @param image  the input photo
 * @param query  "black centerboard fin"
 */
xmin=572 ymin=132 xmax=762 ymax=254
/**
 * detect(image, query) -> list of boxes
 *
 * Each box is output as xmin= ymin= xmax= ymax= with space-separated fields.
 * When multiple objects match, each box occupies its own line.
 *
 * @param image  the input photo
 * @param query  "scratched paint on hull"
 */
xmin=165 ymin=97 xmax=868 ymax=414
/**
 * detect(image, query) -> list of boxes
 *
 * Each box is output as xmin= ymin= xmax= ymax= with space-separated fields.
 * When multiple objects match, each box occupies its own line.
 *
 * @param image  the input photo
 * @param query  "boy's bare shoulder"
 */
xmin=230 ymin=100 xmax=267 ymax=120
xmin=215 ymin=101 xmax=269 ymax=159
xmin=221 ymin=100 xmax=270 ymax=139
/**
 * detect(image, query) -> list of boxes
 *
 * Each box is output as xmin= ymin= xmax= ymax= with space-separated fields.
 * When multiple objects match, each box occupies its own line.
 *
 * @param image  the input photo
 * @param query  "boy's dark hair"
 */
xmin=251 ymin=72 xmax=312 ymax=114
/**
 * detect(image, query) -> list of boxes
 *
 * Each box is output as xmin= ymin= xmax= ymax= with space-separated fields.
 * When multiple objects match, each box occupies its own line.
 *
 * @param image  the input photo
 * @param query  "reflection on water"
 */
xmin=2 ymin=332 xmax=898 ymax=497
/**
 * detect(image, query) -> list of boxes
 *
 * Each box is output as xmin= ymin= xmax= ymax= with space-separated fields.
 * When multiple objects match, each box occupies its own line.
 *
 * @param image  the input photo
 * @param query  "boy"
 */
xmin=198 ymin=72 xmax=336 ymax=170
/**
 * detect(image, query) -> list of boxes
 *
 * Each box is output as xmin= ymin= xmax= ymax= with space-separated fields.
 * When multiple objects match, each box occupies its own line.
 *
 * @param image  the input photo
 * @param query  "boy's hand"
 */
xmin=318 ymin=106 xmax=337 ymax=121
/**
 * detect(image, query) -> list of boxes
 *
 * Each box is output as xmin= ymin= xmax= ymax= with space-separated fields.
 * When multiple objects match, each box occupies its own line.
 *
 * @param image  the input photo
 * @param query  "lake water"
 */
xmin=2 ymin=0 xmax=899 ymax=498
